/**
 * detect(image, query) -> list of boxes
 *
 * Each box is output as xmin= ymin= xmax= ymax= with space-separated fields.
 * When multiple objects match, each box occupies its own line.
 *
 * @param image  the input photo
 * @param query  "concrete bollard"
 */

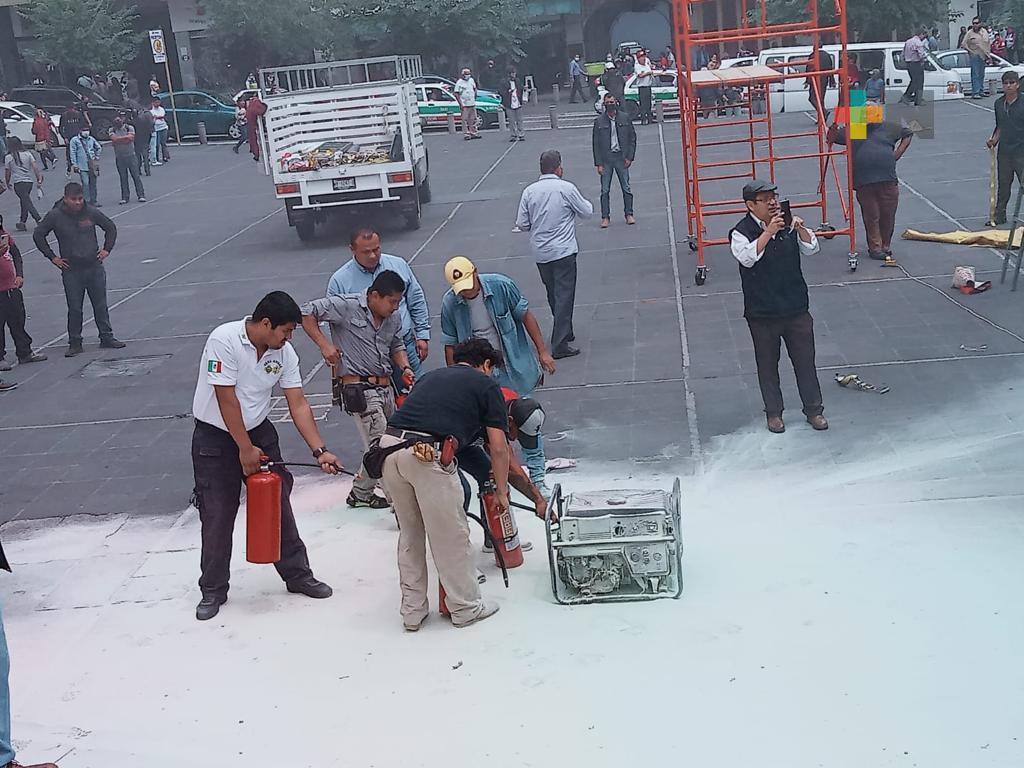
xmin=498 ymin=108 xmax=507 ymax=132
xmin=447 ymin=112 xmax=456 ymax=134
xmin=549 ymin=105 xmax=559 ymax=129
xmin=197 ymin=121 xmax=208 ymax=145
xmin=531 ymin=88 xmax=539 ymax=105
xmin=552 ymin=84 xmax=560 ymax=103
xmin=656 ymin=100 xmax=665 ymax=123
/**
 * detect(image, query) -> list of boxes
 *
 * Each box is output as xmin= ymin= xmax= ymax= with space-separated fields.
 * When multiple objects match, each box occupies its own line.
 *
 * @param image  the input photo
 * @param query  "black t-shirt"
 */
xmin=389 ymin=364 xmax=508 ymax=448
xmin=995 ymin=94 xmax=1024 ymax=157
xmin=851 ymin=122 xmax=914 ymax=189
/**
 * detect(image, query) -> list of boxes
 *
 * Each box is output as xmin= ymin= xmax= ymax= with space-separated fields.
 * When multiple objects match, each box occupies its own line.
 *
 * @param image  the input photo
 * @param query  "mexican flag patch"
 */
xmin=207 ymin=360 xmax=222 ymax=374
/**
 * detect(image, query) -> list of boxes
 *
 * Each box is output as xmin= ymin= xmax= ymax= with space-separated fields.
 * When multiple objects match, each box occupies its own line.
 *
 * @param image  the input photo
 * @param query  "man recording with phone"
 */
xmin=729 ymin=180 xmax=827 ymax=435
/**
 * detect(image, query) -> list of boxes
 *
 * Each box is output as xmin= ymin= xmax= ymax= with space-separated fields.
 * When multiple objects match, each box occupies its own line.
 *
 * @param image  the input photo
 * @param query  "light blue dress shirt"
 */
xmin=326 ymin=254 xmax=430 ymax=341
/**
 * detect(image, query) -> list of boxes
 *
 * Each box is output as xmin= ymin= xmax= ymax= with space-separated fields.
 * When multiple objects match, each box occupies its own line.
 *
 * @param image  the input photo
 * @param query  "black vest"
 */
xmin=730 ymin=214 xmax=810 ymax=319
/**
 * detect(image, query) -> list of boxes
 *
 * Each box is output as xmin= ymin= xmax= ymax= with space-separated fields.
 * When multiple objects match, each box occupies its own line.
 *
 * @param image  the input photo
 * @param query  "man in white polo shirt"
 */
xmin=191 ymin=291 xmax=342 ymax=621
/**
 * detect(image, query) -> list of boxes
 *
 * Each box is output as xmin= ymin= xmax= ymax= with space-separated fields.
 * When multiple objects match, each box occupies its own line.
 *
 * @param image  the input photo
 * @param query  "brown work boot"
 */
xmin=766 ymin=416 xmax=785 ymax=434
xmin=625 ymin=214 xmax=636 ymax=225
xmin=600 ymin=218 xmax=610 ymax=228
xmin=807 ymin=414 xmax=829 ymax=431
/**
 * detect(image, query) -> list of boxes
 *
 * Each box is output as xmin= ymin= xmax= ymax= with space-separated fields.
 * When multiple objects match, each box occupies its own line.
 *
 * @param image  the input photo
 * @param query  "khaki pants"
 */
xmin=379 ymin=433 xmax=483 ymax=625
xmin=350 ymin=385 xmax=395 ymax=501
xmin=461 ymin=106 xmax=478 ymax=137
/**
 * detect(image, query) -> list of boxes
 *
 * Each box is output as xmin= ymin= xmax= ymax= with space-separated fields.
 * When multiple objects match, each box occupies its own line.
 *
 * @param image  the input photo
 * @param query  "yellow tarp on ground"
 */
xmin=901 ymin=228 xmax=1024 ymax=248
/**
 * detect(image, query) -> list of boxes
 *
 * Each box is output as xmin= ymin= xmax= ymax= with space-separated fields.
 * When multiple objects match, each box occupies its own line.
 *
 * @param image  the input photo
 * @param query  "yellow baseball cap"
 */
xmin=444 ymin=256 xmax=477 ymax=293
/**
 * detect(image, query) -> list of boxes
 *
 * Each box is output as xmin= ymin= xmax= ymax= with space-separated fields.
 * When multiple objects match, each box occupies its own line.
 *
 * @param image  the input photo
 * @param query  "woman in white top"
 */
xmin=149 ymin=97 xmax=170 ymax=165
xmin=3 ymin=137 xmax=43 ymax=230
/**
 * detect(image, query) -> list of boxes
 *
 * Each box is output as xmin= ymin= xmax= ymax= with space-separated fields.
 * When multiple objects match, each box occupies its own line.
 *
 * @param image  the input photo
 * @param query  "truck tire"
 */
xmin=419 ymin=175 xmax=432 ymax=204
xmin=295 ymin=217 xmax=316 ymax=242
xmin=403 ymin=187 xmax=422 ymax=231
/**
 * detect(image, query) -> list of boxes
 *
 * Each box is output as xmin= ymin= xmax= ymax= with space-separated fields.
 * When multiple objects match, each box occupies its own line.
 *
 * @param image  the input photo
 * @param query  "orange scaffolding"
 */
xmin=673 ymin=0 xmax=857 ymax=285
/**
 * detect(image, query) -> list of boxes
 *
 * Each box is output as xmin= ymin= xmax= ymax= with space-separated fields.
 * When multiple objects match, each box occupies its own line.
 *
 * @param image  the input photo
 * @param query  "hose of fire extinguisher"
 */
xmin=262 ymin=460 xmax=355 ymax=476
xmin=466 ymin=510 xmax=509 ymax=588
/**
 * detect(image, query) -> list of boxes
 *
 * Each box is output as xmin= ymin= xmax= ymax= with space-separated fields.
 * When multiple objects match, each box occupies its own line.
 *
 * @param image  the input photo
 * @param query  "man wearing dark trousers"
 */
xmin=33 ymin=182 xmax=126 ymax=357
xmin=593 ymin=92 xmax=637 ymax=228
xmin=899 ymin=30 xmax=928 ymax=106
xmin=515 ymin=150 xmax=593 ymax=359
xmin=729 ymin=180 xmax=828 ymax=434
xmin=987 ymin=71 xmax=1024 ymax=226
xmin=0 ymin=217 xmax=46 ymax=373
xmin=190 ymin=291 xmax=341 ymax=621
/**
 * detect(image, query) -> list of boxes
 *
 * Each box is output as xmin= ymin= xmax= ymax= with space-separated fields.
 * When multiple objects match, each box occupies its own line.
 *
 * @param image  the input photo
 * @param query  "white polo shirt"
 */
xmin=192 ymin=318 xmax=303 ymax=432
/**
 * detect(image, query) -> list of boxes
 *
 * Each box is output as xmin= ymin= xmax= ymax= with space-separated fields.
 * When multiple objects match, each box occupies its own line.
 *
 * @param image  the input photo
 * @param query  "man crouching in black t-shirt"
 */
xmin=380 ymin=338 xmax=510 ymax=631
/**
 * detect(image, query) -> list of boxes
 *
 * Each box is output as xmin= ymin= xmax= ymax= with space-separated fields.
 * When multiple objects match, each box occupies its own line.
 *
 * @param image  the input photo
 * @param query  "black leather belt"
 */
xmin=385 ymin=427 xmax=442 ymax=446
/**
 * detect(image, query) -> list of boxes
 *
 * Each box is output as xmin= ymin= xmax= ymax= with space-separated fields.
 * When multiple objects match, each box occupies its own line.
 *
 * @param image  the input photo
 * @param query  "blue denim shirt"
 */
xmin=327 ymin=254 xmax=430 ymax=340
xmin=439 ymin=273 xmax=541 ymax=396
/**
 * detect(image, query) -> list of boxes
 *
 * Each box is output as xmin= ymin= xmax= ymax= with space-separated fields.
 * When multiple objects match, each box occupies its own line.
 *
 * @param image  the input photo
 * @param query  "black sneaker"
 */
xmin=196 ymin=594 xmax=226 ymax=621
xmin=552 ymin=345 xmax=581 ymax=359
xmin=14 ymin=222 xmax=26 ymax=232
xmin=0 ymin=380 xmax=17 ymax=392
xmin=18 ymin=352 xmax=47 ymax=364
xmin=347 ymin=491 xmax=391 ymax=509
xmin=65 ymin=344 xmax=83 ymax=357
xmin=99 ymin=338 xmax=127 ymax=349
xmin=286 ymin=577 xmax=333 ymax=599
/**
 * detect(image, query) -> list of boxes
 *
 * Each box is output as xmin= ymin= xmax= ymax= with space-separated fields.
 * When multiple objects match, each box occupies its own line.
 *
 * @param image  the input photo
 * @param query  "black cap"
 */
xmin=742 ymin=179 xmax=778 ymax=201
xmin=508 ymin=397 xmax=545 ymax=449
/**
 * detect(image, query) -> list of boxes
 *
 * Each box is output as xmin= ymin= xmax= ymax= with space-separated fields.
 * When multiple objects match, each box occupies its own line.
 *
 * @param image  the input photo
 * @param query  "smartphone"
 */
xmin=780 ymin=199 xmax=793 ymax=229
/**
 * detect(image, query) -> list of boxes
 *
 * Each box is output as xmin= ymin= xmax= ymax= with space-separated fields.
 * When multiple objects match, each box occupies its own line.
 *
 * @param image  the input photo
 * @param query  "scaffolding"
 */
xmin=673 ymin=0 xmax=856 ymax=285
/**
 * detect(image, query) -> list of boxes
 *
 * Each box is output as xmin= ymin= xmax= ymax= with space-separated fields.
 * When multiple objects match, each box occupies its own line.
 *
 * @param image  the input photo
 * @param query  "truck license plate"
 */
xmin=332 ymin=178 xmax=356 ymax=191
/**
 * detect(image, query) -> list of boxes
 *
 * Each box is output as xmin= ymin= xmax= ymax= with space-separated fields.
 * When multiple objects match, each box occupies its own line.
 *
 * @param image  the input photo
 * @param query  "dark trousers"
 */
xmin=191 ymin=419 xmax=313 ymax=599
xmin=115 ymin=153 xmax=145 ymax=201
xmin=855 ymin=181 xmax=899 ymax=254
xmin=808 ymin=80 xmax=830 ymax=121
xmin=233 ymin=134 xmax=247 ymax=151
xmin=457 ymin=443 xmax=491 ymax=511
xmin=994 ymin=150 xmax=1024 ymax=221
xmin=638 ymin=86 xmax=654 ymax=123
xmin=569 ymin=74 xmax=585 ymax=103
xmin=0 ymin=289 xmax=32 ymax=361
xmin=13 ymin=182 xmax=40 ymax=225
xmin=746 ymin=311 xmax=823 ymax=419
xmin=902 ymin=62 xmax=924 ymax=105
xmin=135 ymin=143 xmax=151 ymax=176
xmin=61 ymin=264 xmax=113 ymax=345
xmin=537 ymin=253 xmax=577 ymax=353
xmin=599 ymin=152 xmax=633 ymax=218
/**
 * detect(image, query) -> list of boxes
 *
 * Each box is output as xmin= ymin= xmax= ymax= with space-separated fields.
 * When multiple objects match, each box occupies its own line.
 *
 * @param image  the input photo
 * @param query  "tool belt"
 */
xmin=337 ymin=374 xmax=390 ymax=415
xmin=363 ymin=428 xmax=459 ymax=479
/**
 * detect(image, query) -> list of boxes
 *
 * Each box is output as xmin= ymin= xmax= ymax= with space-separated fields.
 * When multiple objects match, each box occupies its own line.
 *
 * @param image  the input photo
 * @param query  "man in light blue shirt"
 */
xmin=327 ymin=228 xmax=430 ymax=381
xmin=516 ymin=150 xmax=593 ymax=359
xmin=440 ymin=255 xmax=556 ymax=486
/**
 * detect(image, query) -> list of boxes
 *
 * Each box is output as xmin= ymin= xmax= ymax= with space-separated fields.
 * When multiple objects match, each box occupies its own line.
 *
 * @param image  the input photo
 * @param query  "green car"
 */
xmin=156 ymin=91 xmax=242 ymax=141
xmin=414 ymin=83 xmax=502 ymax=129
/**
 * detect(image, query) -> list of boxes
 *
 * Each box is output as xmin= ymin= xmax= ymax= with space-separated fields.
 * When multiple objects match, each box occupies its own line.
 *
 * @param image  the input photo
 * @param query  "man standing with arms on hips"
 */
xmin=327 ymin=228 xmax=430 ymax=381
xmin=633 ymin=49 xmax=655 ymax=125
xmin=440 ymin=255 xmax=556 ymax=488
xmin=454 ymin=68 xmax=481 ymax=140
xmin=191 ymin=291 xmax=340 ymax=621
xmin=964 ymin=17 xmax=992 ymax=99
xmin=729 ymin=180 xmax=827 ymax=434
xmin=899 ymin=29 xmax=929 ymax=106
xmin=379 ymin=338 xmax=511 ymax=631
xmin=516 ymin=150 xmax=593 ymax=360
xmin=301 ymin=270 xmax=415 ymax=510
xmin=986 ymin=71 xmax=1024 ymax=226
xmin=593 ymin=92 xmax=637 ymax=228
xmin=34 ymin=182 xmax=125 ymax=357
xmin=499 ymin=66 xmax=526 ymax=142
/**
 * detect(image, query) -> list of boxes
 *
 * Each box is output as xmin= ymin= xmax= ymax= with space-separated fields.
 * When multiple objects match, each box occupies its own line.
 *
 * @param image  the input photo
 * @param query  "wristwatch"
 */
xmin=312 ymin=446 xmax=329 ymax=459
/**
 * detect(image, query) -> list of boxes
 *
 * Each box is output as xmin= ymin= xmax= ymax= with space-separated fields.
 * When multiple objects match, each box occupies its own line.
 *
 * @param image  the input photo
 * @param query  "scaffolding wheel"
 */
xmin=694 ymin=266 xmax=708 ymax=285
xmin=848 ymin=252 xmax=858 ymax=272
xmin=687 ymin=237 xmax=697 ymax=252
xmin=819 ymin=223 xmax=837 ymax=240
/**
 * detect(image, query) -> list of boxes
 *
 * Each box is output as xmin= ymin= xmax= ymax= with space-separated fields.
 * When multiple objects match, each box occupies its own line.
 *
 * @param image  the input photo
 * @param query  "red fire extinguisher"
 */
xmin=246 ymin=458 xmax=282 ymax=564
xmin=481 ymin=477 xmax=523 ymax=569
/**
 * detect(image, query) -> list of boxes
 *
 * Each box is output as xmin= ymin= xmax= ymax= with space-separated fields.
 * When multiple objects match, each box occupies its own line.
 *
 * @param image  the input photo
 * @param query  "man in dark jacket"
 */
xmin=33 ymin=181 xmax=124 ymax=357
xmin=498 ymin=65 xmax=526 ymax=142
xmin=729 ymin=180 xmax=827 ymax=434
xmin=59 ymin=103 xmax=85 ymax=175
xmin=602 ymin=61 xmax=626 ymax=104
xmin=592 ymin=93 xmax=637 ymax=228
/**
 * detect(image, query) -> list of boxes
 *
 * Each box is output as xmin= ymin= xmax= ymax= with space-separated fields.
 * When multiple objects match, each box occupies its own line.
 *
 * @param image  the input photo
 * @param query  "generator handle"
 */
xmin=545 ymin=483 xmax=564 ymax=603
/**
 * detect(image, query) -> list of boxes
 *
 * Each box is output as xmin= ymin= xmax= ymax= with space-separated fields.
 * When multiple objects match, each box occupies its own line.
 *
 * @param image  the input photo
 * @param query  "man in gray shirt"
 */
xmin=515 ymin=150 xmax=593 ymax=359
xmin=301 ymin=270 xmax=414 ymax=509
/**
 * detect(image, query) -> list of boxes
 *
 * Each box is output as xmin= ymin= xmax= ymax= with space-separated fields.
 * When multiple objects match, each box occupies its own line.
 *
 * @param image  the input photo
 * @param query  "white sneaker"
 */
xmin=482 ymin=540 xmax=533 ymax=554
xmin=153 ymin=161 xmax=163 ymax=166
xmin=403 ymin=614 xmax=428 ymax=632
xmin=453 ymin=601 xmax=500 ymax=628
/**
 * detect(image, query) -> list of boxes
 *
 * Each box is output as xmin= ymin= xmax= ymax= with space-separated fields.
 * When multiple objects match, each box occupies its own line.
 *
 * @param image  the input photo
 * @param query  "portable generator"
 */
xmin=544 ymin=479 xmax=683 ymax=604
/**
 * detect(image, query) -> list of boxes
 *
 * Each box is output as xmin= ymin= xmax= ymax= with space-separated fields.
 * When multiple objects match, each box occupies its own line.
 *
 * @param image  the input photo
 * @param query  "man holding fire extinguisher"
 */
xmin=191 ymin=291 xmax=341 ymax=622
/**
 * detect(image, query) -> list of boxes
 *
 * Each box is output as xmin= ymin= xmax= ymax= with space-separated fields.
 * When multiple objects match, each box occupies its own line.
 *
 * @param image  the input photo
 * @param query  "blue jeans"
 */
xmin=599 ymin=153 xmax=633 ymax=218
xmin=970 ymin=54 xmax=987 ymax=96
xmin=520 ymin=435 xmax=546 ymax=486
xmin=0 ymin=605 xmax=15 ymax=766
xmin=62 ymin=264 xmax=114 ymax=345
xmin=79 ymin=170 xmax=97 ymax=204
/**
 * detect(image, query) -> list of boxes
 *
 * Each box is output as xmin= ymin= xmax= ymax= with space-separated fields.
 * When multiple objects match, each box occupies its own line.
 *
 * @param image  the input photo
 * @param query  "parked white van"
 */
xmin=757 ymin=42 xmax=963 ymax=113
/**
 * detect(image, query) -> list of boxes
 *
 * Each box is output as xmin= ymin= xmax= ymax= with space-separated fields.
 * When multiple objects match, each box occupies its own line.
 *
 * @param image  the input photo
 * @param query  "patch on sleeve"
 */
xmin=207 ymin=360 xmax=223 ymax=374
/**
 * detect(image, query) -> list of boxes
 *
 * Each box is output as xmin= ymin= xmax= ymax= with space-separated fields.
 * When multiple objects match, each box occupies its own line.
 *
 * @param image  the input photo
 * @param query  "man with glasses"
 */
xmin=729 ymin=180 xmax=827 ymax=434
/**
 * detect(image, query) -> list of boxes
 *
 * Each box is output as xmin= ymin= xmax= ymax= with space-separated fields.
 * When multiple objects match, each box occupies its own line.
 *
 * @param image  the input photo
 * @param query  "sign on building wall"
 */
xmin=168 ymin=0 xmax=211 ymax=33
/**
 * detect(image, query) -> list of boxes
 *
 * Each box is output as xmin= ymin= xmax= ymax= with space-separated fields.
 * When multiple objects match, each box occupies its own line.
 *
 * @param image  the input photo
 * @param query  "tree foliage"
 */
xmin=761 ymin=0 xmax=951 ymax=42
xmin=20 ymin=0 xmax=140 ymax=74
